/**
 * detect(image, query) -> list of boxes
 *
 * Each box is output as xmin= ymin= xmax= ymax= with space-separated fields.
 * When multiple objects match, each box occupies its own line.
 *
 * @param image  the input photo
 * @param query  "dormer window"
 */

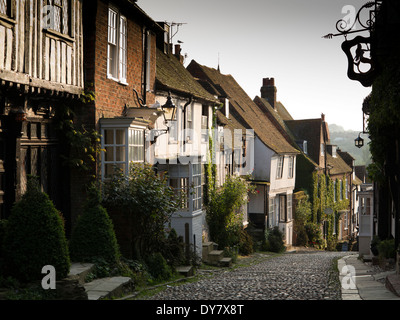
xmin=297 ymin=140 xmax=307 ymax=154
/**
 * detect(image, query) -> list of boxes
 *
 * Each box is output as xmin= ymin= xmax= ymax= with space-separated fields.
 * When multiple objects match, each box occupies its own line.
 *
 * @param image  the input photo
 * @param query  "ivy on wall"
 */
xmin=308 ymin=172 xmax=349 ymax=248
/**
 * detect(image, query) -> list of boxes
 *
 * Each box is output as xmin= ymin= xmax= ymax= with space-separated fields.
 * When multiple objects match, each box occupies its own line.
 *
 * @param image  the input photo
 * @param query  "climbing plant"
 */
xmin=307 ymin=172 xmax=349 ymax=249
xmin=54 ymin=83 xmax=102 ymax=179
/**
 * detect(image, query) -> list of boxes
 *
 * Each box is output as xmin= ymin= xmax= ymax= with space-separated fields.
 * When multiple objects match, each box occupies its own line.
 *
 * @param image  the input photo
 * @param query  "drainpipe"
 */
xmin=142 ymin=28 xmax=149 ymax=105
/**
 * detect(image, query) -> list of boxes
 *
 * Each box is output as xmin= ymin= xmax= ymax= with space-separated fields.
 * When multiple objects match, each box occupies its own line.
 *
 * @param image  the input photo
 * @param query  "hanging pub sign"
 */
xmin=341 ymin=36 xmax=377 ymax=87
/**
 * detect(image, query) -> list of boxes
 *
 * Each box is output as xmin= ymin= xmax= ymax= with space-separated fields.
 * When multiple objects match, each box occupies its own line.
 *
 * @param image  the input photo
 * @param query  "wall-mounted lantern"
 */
xmin=355 ymin=132 xmax=364 ymax=148
xmin=160 ymin=92 xmax=176 ymax=127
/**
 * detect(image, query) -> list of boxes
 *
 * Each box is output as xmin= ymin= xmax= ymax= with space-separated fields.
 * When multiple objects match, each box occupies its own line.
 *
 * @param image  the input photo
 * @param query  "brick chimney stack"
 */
xmin=261 ymin=77 xmax=277 ymax=109
xmin=174 ymin=44 xmax=184 ymax=64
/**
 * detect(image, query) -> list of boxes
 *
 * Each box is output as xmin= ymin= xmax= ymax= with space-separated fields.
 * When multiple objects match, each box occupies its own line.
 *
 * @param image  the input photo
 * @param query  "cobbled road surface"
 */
xmin=148 ymin=251 xmax=354 ymax=300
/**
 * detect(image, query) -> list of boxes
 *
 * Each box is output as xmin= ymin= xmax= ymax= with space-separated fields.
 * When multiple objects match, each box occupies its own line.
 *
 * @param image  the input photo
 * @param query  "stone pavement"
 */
xmin=144 ymin=251 xmax=350 ymax=300
xmin=338 ymin=255 xmax=400 ymax=300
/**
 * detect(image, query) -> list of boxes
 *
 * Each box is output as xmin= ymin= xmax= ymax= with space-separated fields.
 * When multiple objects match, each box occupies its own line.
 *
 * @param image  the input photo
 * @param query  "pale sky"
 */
xmin=138 ymin=0 xmax=372 ymax=132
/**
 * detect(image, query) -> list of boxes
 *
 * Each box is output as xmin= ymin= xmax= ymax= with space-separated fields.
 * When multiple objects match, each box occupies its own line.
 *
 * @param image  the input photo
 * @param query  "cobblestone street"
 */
xmin=147 ymin=251 xmax=354 ymax=300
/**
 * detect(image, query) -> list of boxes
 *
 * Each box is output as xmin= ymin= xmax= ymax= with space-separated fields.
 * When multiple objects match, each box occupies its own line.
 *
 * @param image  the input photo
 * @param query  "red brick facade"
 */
xmin=69 ymin=0 xmax=159 ymax=225
xmin=86 ymin=0 xmax=157 ymax=126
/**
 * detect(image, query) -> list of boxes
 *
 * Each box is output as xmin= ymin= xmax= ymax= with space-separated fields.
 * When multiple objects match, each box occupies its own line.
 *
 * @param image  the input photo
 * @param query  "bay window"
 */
xmin=160 ymin=159 xmax=203 ymax=213
xmin=100 ymin=118 xmax=146 ymax=180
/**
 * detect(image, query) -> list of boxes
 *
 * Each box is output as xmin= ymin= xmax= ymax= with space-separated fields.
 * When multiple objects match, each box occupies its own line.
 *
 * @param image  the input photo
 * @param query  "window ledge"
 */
xmin=107 ymin=75 xmax=129 ymax=86
xmin=0 ymin=14 xmax=16 ymax=28
xmin=43 ymin=28 xmax=75 ymax=45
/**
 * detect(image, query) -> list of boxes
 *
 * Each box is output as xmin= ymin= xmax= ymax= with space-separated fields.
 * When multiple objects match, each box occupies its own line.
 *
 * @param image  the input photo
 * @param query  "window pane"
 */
xmin=105 ymin=146 xmax=114 ymax=161
xmin=108 ymin=8 xmax=117 ymax=45
xmin=0 ymin=0 xmax=7 ymax=15
xmin=104 ymin=129 xmax=114 ymax=145
xmin=54 ymin=5 xmax=61 ymax=33
xmin=62 ymin=0 xmax=69 ymax=34
xmin=115 ymin=146 xmax=125 ymax=161
xmin=115 ymin=129 xmax=125 ymax=145
xmin=119 ymin=16 xmax=127 ymax=81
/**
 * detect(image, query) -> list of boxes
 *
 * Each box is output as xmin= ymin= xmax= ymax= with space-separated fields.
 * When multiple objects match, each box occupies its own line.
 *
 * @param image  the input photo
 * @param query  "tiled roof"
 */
xmin=326 ymin=153 xmax=352 ymax=175
xmin=284 ymin=118 xmax=323 ymax=165
xmin=275 ymin=101 xmax=293 ymax=121
xmin=187 ymin=60 xmax=299 ymax=155
xmin=156 ymin=49 xmax=217 ymax=103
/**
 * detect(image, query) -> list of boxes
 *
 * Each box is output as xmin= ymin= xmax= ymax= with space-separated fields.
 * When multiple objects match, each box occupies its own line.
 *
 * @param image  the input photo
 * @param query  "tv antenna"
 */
xmin=166 ymin=22 xmax=187 ymax=44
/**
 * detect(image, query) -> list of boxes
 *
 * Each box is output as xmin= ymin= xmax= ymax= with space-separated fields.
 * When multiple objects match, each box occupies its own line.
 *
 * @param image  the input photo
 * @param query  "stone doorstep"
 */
xmin=219 ymin=257 xmax=232 ymax=268
xmin=68 ymin=262 xmax=95 ymax=285
xmin=84 ymin=276 xmax=133 ymax=300
xmin=176 ymin=266 xmax=194 ymax=277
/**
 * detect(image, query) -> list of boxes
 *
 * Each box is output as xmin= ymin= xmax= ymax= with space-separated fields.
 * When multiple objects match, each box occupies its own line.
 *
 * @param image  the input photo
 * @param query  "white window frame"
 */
xmin=268 ymin=197 xmax=275 ymax=228
xmin=288 ymin=156 xmax=294 ymax=179
xmin=100 ymin=120 xmax=146 ymax=180
xmin=186 ymin=103 xmax=193 ymax=142
xmin=107 ymin=6 xmax=127 ymax=84
xmin=287 ymin=194 xmax=292 ymax=221
xmin=276 ymin=156 xmax=284 ymax=179
xmin=321 ymin=143 xmax=325 ymax=156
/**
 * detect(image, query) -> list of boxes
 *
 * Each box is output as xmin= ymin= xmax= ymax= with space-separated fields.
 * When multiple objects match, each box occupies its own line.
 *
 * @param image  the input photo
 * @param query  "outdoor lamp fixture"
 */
xmin=151 ymin=92 xmax=176 ymax=142
xmin=161 ymin=92 xmax=176 ymax=127
xmin=355 ymin=132 xmax=364 ymax=148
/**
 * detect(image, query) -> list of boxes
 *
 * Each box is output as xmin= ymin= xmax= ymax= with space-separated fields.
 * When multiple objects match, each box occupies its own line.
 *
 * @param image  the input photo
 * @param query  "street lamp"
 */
xmin=355 ymin=132 xmax=364 ymax=148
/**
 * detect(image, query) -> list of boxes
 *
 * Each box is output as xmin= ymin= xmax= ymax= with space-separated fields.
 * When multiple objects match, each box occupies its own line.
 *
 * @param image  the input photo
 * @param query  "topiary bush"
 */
xmin=69 ymin=184 xmax=120 ymax=264
xmin=238 ymin=228 xmax=254 ymax=256
xmin=145 ymin=252 xmax=173 ymax=282
xmin=2 ymin=176 xmax=70 ymax=283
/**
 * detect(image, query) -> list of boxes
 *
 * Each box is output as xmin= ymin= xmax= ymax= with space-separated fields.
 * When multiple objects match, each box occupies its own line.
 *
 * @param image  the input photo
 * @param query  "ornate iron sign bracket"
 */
xmin=323 ymin=1 xmax=382 ymax=87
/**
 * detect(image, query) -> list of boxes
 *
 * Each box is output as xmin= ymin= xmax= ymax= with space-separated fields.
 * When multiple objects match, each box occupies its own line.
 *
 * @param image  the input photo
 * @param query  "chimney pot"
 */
xmin=263 ymin=77 xmax=275 ymax=87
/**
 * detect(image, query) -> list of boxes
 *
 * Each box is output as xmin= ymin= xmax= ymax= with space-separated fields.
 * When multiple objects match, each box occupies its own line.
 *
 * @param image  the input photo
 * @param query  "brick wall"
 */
xmin=92 ymin=0 xmax=156 ymax=126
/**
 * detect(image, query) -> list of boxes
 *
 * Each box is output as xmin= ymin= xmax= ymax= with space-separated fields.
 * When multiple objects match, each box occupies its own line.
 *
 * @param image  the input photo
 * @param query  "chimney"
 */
xmin=260 ymin=78 xmax=277 ymax=109
xmin=174 ymin=44 xmax=184 ymax=64
xmin=321 ymin=113 xmax=325 ymax=122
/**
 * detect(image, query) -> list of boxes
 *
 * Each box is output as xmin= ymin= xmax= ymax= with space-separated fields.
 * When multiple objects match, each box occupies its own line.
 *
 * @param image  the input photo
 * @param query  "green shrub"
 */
xmin=2 ymin=176 xmax=70 ymax=283
xmin=305 ymin=222 xmax=324 ymax=248
xmin=161 ymin=228 xmax=185 ymax=267
xmin=145 ymin=252 xmax=173 ymax=282
xmin=206 ymin=175 xmax=254 ymax=249
xmin=377 ymin=239 xmax=395 ymax=259
xmin=296 ymin=228 xmax=309 ymax=247
xmin=267 ymin=227 xmax=286 ymax=253
xmin=0 ymin=219 xmax=8 ymax=272
xmin=69 ymin=184 xmax=120 ymax=264
xmin=238 ymin=228 xmax=254 ymax=256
